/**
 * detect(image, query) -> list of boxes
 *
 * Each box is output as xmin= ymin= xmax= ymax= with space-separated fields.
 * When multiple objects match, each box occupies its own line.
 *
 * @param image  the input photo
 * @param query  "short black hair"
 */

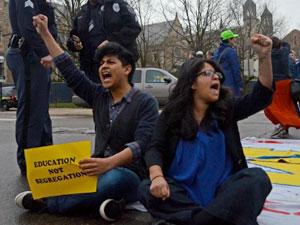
xmin=221 ymin=38 xmax=229 ymax=43
xmin=95 ymin=42 xmax=136 ymax=83
xmin=190 ymin=51 xmax=196 ymax=57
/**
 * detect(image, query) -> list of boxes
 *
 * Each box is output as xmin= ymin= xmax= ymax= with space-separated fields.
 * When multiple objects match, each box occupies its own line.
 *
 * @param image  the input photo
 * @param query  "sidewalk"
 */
xmin=0 ymin=108 xmax=93 ymax=117
xmin=49 ymin=108 xmax=93 ymax=117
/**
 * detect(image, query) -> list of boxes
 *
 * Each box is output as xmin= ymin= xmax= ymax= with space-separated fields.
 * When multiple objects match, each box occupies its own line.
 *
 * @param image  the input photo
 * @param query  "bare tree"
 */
xmin=127 ymin=0 xmax=155 ymax=67
xmin=224 ymin=0 xmax=287 ymax=91
xmin=127 ymin=0 xmax=185 ymax=74
xmin=54 ymin=0 xmax=84 ymax=51
xmin=130 ymin=0 xmax=225 ymax=74
xmin=52 ymin=0 xmax=84 ymax=80
xmin=225 ymin=0 xmax=287 ymax=59
xmin=161 ymin=0 xmax=225 ymax=54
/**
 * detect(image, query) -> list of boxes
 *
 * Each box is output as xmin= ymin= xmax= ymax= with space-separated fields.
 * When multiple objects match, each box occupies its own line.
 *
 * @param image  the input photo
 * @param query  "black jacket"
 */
xmin=67 ymin=0 xmax=141 ymax=64
xmin=91 ymin=88 xmax=158 ymax=179
xmin=144 ymin=81 xmax=274 ymax=174
xmin=55 ymin=54 xmax=159 ymax=178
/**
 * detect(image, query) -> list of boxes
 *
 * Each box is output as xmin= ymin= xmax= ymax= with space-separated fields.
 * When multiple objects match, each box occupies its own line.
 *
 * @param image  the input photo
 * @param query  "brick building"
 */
xmin=283 ymin=29 xmax=300 ymax=58
xmin=0 ymin=0 xmax=12 ymax=83
xmin=140 ymin=15 xmax=188 ymax=74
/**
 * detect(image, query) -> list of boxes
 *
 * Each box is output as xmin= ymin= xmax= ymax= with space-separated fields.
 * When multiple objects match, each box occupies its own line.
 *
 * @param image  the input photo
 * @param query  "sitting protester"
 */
xmin=138 ymin=34 xmax=273 ymax=225
xmin=15 ymin=14 xmax=158 ymax=222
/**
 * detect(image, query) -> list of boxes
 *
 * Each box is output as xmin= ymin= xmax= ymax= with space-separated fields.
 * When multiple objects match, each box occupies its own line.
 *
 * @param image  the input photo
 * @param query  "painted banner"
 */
xmin=25 ymin=141 xmax=97 ymax=199
xmin=242 ymin=137 xmax=300 ymax=225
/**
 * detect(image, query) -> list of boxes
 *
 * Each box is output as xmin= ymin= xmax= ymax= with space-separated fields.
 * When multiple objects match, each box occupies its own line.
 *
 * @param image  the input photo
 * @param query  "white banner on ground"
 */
xmin=242 ymin=137 xmax=300 ymax=151
xmin=242 ymin=137 xmax=300 ymax=225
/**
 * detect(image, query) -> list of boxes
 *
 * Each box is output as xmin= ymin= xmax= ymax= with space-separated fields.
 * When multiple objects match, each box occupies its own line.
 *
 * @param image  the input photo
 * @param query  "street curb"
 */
xmin=50 ymin=108 xmax=93 ymax=117
xmin=0 ymin=108 xmax=93 ymax=117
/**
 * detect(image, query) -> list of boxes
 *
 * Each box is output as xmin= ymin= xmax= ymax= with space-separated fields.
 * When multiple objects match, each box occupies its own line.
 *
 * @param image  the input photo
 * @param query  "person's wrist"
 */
xmin=151 ymin=175 xmax=164 ymax=183
xmin=258 ymin=53 xmax=271 ymax=61
xmin=40 ymin=30 xmax=52 ymax=40
xmin=104 ymin=156 xmax=116 ymax=171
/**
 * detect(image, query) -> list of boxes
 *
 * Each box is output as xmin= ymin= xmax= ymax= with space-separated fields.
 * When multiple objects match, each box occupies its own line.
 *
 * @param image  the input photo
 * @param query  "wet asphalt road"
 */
xmin=1 ymin=109 xmax=300 ymax=225
xmin=0 ymin=109 xmax=152 ymax=225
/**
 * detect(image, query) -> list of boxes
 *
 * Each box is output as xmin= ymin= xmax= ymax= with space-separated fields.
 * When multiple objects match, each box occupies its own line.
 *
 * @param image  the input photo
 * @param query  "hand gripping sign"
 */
xmin=25 ymin=141 xmax=97 ymax=199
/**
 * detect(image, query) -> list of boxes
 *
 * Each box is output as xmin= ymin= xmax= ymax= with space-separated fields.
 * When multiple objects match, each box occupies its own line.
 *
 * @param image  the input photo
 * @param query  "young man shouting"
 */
xmin=15 ymin=14 xmax=158 ymax=222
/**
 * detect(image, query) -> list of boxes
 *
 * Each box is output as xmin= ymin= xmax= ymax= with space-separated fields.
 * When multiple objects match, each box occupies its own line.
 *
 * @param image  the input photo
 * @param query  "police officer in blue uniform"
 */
xmin=67 ymin=0 xmax=141 ymax=83
xmin=6 ymin=0 xmax=57 ymax=175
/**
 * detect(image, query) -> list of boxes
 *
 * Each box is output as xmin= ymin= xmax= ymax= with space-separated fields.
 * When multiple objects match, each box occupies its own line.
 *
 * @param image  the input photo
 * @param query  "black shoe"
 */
xmin=15 ymin=191 xmax=47 ymax=212
xmin=99 ymin=199 xmax=125 ymax=221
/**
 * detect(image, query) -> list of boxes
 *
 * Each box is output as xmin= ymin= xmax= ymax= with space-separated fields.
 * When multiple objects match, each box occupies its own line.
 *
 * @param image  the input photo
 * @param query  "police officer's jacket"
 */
xmin=67 ymin=0 xmax=141 ymax=63
xmin=9 ymin=0 xmax=57 ymax=59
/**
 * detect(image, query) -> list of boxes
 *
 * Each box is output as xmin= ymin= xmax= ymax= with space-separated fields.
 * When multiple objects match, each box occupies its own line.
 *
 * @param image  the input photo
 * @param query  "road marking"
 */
xmin=0 ymin=117 xmax=75 ymax=122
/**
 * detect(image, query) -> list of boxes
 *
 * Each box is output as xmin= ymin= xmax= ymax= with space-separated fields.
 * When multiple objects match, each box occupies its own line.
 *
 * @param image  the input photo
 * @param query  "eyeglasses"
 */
xmin=196 ymin=70 xmax=223 ymax=80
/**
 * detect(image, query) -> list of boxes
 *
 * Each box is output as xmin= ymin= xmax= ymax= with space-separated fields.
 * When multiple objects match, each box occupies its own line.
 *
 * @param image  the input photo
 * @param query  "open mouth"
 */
xmin=211 ymin=83 xmax=219 ymax=90
xmin=102 ymin=71 xmax=112 ymax=82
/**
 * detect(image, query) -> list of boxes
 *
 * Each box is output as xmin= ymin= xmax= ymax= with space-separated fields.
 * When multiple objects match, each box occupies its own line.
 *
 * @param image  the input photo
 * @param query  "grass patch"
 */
xmin=50 ymin=102 xmax=78 ymax=108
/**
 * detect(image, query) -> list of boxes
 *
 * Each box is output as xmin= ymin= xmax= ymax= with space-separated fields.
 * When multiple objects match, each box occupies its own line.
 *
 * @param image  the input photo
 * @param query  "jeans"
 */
xmin=47 ymin=167 xmax=141 ymax=215
xmin=5 ymin=47 xmax=53 ymax=173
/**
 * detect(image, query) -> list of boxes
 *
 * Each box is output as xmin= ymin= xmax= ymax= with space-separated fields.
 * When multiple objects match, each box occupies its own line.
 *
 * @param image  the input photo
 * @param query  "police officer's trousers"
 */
xmin=6 ymin=47 xmax=53 ymax=174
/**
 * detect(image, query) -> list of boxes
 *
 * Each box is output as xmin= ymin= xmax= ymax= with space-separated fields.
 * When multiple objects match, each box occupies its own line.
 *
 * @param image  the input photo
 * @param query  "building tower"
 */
xmin=243 ymin=0 xmax=258 ymax=27
xmin=261 ymin=6 xmax=273 ymax=36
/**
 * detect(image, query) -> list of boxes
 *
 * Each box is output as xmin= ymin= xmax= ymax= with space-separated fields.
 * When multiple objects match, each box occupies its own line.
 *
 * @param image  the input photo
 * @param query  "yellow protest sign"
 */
xmin=25 ymin=141 xmax=97 ymax=199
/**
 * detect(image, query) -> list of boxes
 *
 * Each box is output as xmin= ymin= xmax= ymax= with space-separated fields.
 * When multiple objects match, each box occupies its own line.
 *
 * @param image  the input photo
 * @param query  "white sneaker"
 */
xmin=271 ymin=125 xmax=285 ymax=137
xmin=15 ymin=191 xmax=47 ymax=212
xmin=15 ymin=191 xmax=32 ymax=209
xmin=99 ymin=199 xmax=125 ymax=221
xmin=272 ymin=129 xmax=289 ymax=139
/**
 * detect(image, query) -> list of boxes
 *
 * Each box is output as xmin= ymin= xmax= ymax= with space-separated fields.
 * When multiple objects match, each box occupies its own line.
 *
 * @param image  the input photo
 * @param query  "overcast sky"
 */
xmin=271 ymin=0 xmax=300 ymax=34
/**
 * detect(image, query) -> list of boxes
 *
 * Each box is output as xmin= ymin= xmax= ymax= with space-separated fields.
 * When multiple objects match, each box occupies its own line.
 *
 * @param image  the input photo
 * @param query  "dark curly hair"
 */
xmin=163 ymin=59 xmax=234 ymax=140
xmin=95 ymin=42 xmax=136 ymax=83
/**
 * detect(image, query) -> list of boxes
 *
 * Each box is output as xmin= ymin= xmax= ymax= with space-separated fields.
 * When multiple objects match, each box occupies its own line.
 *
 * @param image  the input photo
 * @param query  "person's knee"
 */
xmin=249 ymin=168 xmax=272 ymax=191
xmin=99 ymin=169 xmax=124 ymax=191
xmin=246 ymin=168 xmax=270 ymax=183
xmin=99 ymin=168 xmax=140 ymax=194
xmin=238 ymin=168 xmax=272 ymax=196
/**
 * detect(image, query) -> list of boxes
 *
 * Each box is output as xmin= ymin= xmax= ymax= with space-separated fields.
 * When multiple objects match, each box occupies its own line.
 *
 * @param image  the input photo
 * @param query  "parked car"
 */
xmin=132 ymin=68 xmax=177 ymax=105
xmin=1 ymin=86 xmax=18 ymax=111
xmin=72 ymin=67 xmax=178 ymax=107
